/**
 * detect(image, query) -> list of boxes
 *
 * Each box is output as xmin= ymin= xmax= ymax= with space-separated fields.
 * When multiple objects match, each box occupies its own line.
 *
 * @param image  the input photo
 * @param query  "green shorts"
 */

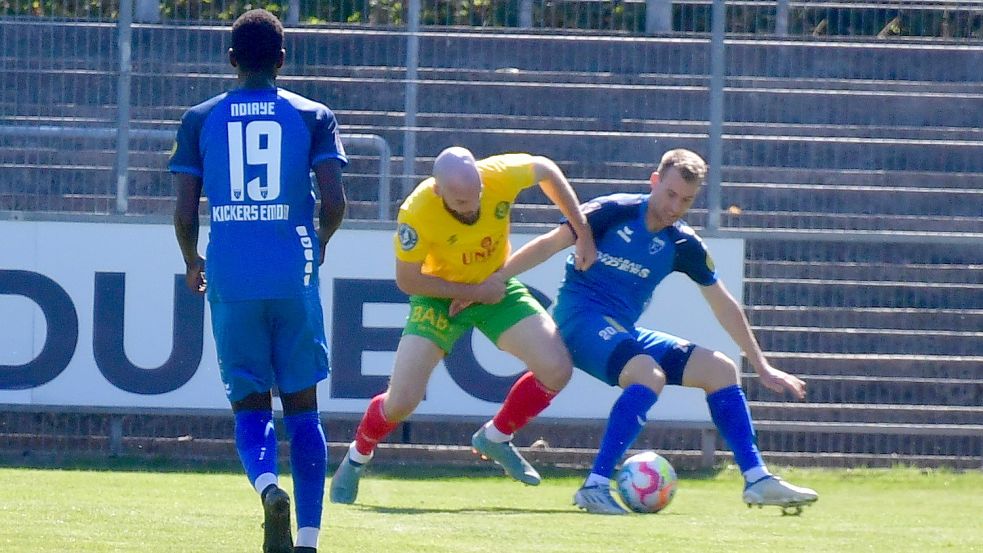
xmin=403 ymin=278 xmax=548 ymax=353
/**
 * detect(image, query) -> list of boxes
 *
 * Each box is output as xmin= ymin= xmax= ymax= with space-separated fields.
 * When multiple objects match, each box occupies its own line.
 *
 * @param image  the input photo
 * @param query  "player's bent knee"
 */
xmin=531 ymin=357 xmax=572 ymax=391
xmin=714 ymin=354 xmax=740 ymax=383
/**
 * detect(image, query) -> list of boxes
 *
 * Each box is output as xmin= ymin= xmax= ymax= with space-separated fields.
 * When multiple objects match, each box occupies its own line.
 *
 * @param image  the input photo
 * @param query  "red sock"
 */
xmin=354 ymin=395 xmax=398 ymax=456
xmin=491 ymin=372 xmax=558 ymax=436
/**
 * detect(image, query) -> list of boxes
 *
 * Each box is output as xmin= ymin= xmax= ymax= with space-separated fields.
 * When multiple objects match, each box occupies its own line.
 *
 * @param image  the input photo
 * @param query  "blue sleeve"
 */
xmin=673 ymin=231 xmax=718 ymax=286
xmin=168 ymin=108 xmax=204 ymax=177
xmin=564 ymin=194 xmax=641 ymax=240
xmin=311 ymin=107 xmax=348 ymax=168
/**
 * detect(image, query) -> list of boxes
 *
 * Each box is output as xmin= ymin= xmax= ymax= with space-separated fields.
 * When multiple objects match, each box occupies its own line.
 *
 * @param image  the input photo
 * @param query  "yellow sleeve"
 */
xmin=478 ymin=153 xmax=537 ymax=200
xmin=394 ymin=207 xmax=429 ymax=263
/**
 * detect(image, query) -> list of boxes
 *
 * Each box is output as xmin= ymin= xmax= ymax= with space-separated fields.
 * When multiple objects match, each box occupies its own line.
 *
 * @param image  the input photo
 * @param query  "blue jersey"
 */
xmin=169 ymin=87 xmax=347 ymax=302
xmin=553 ymin=193 xmax=717 ymax=327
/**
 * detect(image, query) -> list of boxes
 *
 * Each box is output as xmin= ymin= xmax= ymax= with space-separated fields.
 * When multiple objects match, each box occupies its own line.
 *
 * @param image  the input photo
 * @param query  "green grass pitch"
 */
xmin=1 ymin=465 xmax=980 ymax=552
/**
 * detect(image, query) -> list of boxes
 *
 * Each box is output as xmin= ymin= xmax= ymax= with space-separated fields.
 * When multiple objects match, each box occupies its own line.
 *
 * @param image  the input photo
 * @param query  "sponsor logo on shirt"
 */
xmin=461 ymin=235 xmax=502 ymax=265
xmin=596 ymin=250 xmax=650 ymax=278
xmin=617 ymin=225 xmax=634 ymax=243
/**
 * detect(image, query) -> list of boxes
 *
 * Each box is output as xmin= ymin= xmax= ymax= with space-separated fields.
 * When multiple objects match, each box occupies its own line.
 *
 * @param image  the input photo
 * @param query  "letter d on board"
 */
xmin=0 ymin=270 xmax=78 ymax=389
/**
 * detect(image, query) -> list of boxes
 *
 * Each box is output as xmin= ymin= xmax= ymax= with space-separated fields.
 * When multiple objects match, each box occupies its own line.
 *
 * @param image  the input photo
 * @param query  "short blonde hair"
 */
xmin=657 ymin=149 xmax=707 ymax=184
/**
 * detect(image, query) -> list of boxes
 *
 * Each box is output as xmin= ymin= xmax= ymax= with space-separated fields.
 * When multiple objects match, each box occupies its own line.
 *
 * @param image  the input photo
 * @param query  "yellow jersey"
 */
xmin=394 ymin=153 xmax=537 ymax=284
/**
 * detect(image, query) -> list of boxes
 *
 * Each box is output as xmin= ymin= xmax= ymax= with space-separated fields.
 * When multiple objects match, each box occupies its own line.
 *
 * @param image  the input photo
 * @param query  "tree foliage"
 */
xmin=2 ymin=0 xmax=981 ymax=39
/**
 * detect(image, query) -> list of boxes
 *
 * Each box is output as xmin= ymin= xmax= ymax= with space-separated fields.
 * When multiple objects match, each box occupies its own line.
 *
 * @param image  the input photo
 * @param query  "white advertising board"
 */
xmin=0 ymin=220 xmax=744 ymax=422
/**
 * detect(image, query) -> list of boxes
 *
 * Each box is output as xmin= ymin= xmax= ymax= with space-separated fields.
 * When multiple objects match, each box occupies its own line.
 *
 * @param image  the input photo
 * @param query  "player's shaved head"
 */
xmin=433 ymin=147 xmax=481 ymax=195
xmin=433 ymin=147 xmax=482 ymax=224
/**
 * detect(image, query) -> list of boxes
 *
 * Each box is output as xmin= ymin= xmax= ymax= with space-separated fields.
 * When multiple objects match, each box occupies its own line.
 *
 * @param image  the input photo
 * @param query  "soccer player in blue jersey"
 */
xmin=502 ymin=149 xmax=818 ymax=515
xmin=169 ymin=10 xmax=346 ymax=552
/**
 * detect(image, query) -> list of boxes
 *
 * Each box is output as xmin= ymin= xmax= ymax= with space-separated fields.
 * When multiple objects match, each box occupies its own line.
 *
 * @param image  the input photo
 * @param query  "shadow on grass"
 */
xmin=357 ymin=504 xmax=587 ymax=515
xmin=356 ymin=503 xmax=690 ymax=516
xmin=0 ymin=454 xmax=727 ymax=481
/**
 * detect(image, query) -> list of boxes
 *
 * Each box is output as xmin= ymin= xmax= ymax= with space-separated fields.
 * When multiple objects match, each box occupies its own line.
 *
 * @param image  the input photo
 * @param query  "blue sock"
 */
xmin=284 ymin=411 xmax=327 ymax=530
xmin=234 ymin=410 xmax=278 ymax=487
xmin=707 ymin=384 xmax=764 ymax=474
xmin=591 ymin=384 xmax=659 ymax=478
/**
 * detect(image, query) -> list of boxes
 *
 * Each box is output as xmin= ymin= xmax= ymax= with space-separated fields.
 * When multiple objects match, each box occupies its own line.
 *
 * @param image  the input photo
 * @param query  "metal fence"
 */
xmin=0 ymin=1 xmax=981 ymax=468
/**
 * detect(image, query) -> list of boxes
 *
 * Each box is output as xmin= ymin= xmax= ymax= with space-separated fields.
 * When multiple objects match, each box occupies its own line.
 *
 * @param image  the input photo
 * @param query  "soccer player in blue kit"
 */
xmin=170 ymin=10 xmax=346 ymax=552
xmin=502 ymin=149 xmax=818 ymax=515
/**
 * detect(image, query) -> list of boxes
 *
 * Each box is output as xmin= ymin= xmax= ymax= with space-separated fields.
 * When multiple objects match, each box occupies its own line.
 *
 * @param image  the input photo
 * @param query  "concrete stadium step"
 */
xmin=748 ymin=261 xmax=983 ymax=285
xmin=745 ymin=239 xmax=982 ymax=265
xmin=306 ymin=63 xmax=983 ymax=96
xmin=723 ymin=166 xmax=983 ymax=189
xmin=338 ymin=110 xmax=983 ymax=150
xmin=754 ymin=325 xmax=981 ymax=355
xmin=748 ymin=402 xmax=983 ymax=425
xmin=719 ymin=182 xmax=983 ymax=217
xmin=715 ymin=211 xmax=982 ymax=233
xmin=8 ymin=21 xmax=983 ymax=85
xmin=34 ymin=68 xmax=969 ymax=132
xmin=743 ymin=373 xmax=982 ymax=407
xmin=402 ymin=126 xmax=983 ymax=172
xmin=761 ymin=352 xmax=983 ymax=380
xmin=745 ymin=277 xmax=982 ymax=309
xmin=12 ymin=21 xmax=976 ymax=86
xmin=747 ymin=306 xmax=983 ymax=331
xmin=506 ymin=203 xmax=981 ymax=234
xmin=751 ymin=424 xmax=982 ymax=461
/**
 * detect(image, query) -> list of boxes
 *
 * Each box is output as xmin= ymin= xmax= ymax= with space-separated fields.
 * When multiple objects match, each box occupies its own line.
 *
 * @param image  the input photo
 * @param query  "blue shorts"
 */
xmin=557 ymin=311 xmax=696 ymax=387
xmin=209 ymin=289 xmax=329 ymax=403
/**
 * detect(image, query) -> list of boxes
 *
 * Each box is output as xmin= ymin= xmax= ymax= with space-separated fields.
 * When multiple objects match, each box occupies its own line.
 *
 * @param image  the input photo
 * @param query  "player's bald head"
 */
xmin=433 ymin=147 xmax=482 ymax=224
xmin=433 ymin=147 xmax=481 ymax=196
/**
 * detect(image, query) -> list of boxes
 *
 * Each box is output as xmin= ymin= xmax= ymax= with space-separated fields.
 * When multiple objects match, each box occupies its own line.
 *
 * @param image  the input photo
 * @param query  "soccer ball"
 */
xmin=616 ymin=451 xmax=678 ymax=513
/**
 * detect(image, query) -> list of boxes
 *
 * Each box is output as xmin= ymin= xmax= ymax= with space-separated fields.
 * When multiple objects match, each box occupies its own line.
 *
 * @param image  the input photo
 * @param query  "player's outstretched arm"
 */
xmin=173 ymin=173 xmax=206 ymax=293
xmin=530 ymin=156 xmax=596 ymax=271
xmin=700 ymin=280 xmax=807 ymax=399
xmin=501 ymin=225 xmax=576 ymax=279
xmin=313 ymin=159 xmax=347 ymax=266
xmin=395 ymin=259 xmax=505 ymax=305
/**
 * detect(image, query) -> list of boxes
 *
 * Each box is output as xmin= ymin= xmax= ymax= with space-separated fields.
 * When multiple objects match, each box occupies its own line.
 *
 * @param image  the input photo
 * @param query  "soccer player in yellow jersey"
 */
xmin=330 ymin=147 xmax=596 ymax=504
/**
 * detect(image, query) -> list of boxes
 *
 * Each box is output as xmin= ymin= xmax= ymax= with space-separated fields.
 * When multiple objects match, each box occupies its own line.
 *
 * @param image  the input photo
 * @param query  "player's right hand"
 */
xmin=185 ymin=256 xmax=206 ymax=294
xmin=472 ymin=271 xmax=507 ymax=305
xmin=448 ymin=298 xmax=473 ymax=317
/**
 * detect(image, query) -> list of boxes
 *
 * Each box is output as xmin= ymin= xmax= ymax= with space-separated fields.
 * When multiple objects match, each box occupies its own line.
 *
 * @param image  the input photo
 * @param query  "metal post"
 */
xmin=109 ymin=415 xmax=124 ymax=457
xmin=776 ymin=0 xmax=790 ymax=36
xmin=645 ymin=0 xmax=673 ymax=34
xmin=700 ymin=427 xmax=716 ymax=468
xmin=286 ymin=0 xmax=300 ymax=25
xmin=706 ymin=0 xmax=725 ymax=232
xmin=343 ymin=134 xmax=393 ymax=219
xmin=519 ymin=0 xmax=534 ymax=28
xmin=402 ymin=0 xmax=421 ymax=199
xmin=114 ymin=0 xmax=134 ymax=214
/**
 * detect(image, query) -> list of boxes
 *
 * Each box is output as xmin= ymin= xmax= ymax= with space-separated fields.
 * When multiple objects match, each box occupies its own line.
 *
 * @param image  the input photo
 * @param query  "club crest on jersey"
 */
xmin=495 ymin=201 xmax=510 ymax=219
xmin=617 ymin=225 xmax=634 ymax=242
xmin=649 ymin=236 xmax=665 ymax=254
xmin=397 ymin=223 xmax=418 ymax=251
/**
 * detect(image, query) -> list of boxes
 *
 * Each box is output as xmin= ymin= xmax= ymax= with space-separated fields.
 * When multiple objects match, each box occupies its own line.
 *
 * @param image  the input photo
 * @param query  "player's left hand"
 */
xmin=757 ymin=364 xmax=807 ymax=400
xmin=573 ymin=232 xmax=597 ymax=271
